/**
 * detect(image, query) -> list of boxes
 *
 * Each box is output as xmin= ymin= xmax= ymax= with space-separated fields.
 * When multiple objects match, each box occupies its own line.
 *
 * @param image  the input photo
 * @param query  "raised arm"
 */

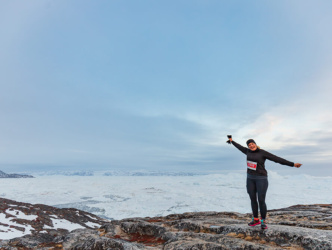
xmin=230 ymin=138 xmax=248 ymax=155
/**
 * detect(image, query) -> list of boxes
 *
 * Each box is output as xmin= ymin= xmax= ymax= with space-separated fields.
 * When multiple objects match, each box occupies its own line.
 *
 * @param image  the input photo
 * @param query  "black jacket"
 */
xmin=232 ymin=141 xmax=294 ymax=176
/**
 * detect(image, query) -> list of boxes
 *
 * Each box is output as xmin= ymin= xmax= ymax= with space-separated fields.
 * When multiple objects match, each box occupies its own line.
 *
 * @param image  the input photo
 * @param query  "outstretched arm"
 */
xmin=229 ymin=138 xmax=247 ymax=155
xmin=264 ymin=151 xmax=301 ymax=167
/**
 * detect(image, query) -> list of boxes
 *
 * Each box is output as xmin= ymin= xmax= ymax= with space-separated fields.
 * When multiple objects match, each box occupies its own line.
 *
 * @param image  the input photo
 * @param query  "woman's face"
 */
xmin=248 ymin=142 xmax=257 ymax=151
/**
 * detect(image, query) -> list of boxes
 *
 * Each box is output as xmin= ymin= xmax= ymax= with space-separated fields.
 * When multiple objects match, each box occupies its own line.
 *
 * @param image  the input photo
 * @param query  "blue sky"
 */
xmin=0 ymin=1 xmax=331 ymax=175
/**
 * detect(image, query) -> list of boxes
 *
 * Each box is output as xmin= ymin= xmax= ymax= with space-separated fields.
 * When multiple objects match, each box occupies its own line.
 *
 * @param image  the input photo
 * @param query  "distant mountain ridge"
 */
xmin=102 ymin=170 xmax=203 ymax=176
xmin=36 ymin=170 xmax=204 ymax=176
xmin=0 ymin=170 xmax=34 ymax=178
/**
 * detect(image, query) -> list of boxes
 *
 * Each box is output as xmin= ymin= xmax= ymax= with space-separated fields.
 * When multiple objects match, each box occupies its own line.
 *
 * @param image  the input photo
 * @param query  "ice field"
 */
xmin=1 ymin=171 xmax=331 ymax=220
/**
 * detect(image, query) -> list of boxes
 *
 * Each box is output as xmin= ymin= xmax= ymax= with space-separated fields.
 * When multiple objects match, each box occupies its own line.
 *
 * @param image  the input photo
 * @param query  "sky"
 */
xmin=0 ymin=0 xmax=331 ymax=175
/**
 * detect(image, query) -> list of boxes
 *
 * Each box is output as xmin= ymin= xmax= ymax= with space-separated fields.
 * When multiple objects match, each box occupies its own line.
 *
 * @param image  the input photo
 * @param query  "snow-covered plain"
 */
xmin=1 ymin=171 xmax=331 ymax=220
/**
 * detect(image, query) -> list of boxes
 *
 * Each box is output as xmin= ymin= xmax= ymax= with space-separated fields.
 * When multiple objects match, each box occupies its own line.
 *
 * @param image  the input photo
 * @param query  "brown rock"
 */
xmin=226 ymin=232 xmax=237 ymax=237
xmin=235 ymin=233 xmax=245 ymax=238
xmin=244 ymin=236 xmax=253 ymax=241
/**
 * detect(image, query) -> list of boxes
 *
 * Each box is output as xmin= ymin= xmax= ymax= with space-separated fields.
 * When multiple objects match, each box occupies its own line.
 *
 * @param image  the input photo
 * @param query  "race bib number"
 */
xmin=247 ymin=161 xmax=257 ymax=170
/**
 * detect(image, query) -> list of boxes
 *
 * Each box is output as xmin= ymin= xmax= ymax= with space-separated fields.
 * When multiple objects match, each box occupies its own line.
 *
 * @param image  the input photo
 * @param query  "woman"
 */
xmin=228 ymin=137 xmax=302 ymax=229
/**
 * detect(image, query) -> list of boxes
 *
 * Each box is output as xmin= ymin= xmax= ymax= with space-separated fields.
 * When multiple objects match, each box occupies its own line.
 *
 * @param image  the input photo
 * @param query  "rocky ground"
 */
xmin=1 ymin=198 xmax=332 ymax=249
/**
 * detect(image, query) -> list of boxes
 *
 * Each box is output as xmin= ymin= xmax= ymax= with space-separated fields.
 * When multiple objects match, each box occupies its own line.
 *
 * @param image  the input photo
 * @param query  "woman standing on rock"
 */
xmin=227 ymin=136 xmax=302 ymax=229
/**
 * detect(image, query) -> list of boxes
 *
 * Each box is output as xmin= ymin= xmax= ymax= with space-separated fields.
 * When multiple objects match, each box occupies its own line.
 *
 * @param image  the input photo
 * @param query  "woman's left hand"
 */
xmin=294 ymin=163 xmax=302 ymax=168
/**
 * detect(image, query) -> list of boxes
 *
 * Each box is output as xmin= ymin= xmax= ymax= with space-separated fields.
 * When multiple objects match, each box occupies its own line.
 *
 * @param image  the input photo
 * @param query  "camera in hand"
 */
xmin=226 ymin=135 xmax=232 ymax=144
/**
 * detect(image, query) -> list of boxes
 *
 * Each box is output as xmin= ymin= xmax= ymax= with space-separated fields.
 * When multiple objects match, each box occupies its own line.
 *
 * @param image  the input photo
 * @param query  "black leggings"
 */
xmin=246 ymin=174 xmax=268 ymax=219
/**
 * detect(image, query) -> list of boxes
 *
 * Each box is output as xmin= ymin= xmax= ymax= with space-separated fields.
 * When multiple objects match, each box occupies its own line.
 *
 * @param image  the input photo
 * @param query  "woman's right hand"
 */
xmin=229 ymin=138 xmax=233 ymax=142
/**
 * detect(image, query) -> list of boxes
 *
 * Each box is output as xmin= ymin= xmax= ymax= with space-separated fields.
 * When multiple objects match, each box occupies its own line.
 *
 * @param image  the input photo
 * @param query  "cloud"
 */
xmin=0 ymin=1 xmax=331 ymax=176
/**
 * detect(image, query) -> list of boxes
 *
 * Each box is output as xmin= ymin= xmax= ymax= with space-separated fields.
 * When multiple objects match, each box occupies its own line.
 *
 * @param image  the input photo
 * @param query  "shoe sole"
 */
xmin=248 ymin=222 xmax=261 ymax=226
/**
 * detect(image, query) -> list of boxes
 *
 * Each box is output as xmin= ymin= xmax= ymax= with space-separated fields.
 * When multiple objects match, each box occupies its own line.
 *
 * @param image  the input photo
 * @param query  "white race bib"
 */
xmin=247 ymin=161 xmax=257 ymax=171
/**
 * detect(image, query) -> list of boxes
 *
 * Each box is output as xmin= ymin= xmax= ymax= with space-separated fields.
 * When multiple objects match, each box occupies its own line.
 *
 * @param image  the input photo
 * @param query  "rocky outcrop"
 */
xmin=1 ymin=198 xmax=332 ymax=249
xmin=98 ymin=205 xmax=332 ymax=250
xmin=0 ymin=198 xmax=107 ymax=248
xmin=0 ymin=170 xmax=34 ymax=178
